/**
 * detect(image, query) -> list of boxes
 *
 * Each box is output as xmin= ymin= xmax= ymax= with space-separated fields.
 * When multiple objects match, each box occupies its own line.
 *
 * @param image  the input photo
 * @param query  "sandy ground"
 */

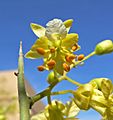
xmin=0 ymin=70 xmax=45 ymax=120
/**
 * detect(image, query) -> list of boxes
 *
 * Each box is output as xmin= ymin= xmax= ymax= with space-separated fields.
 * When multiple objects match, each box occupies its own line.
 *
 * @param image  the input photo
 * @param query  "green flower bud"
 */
xmin=95 ymin=40 xmax=113 ymax=55
xmin=47 ymin=72 xmax=58 ymax=84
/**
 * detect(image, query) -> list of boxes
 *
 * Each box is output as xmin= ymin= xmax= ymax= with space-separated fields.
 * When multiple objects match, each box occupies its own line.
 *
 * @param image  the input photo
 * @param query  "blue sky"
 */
xmin=0 ymin=0 xmax=113 ymax=119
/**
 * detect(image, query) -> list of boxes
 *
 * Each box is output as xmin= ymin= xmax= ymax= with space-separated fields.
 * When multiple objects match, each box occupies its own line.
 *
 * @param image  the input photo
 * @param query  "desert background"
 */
xmin=0 ymin=70 xmax=45 ymax=120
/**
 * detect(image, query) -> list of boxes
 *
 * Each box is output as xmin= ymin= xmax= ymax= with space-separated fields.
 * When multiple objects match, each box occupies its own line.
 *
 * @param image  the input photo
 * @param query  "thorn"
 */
xmin=19 ymin=41 xmax=23 ymax=56
xmin=14 ymin=72 xmax=19 ymax=76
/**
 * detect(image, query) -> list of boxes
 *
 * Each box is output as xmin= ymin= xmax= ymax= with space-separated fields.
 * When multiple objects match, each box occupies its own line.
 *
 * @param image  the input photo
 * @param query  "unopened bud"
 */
xmin=47 ymin=72 xmax=57 ymax=84
xmin=36 ymin=47 xmax=45 ymax=55
xmin=77 ymin=54 xmax=85 ymax=61
xmin=37 ymin=65 xmax=45 ymax=71
xmin=95 ymin=40 xmax=113 ymax=55
xmin=63 ymin=63 xmax=70 ymax=72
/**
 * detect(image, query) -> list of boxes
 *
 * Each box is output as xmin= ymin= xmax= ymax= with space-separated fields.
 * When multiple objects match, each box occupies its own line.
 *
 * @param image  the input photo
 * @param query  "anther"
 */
xmin=65 ymin=54 xmax=76 ymax=63
xmin=63 ymin=63 xmax=70 ymax=72
xmin=37 ymin=66 xmax=45 ymax=71
xmin=36 ymin=47 xmax=45 ymax=55
xmin=71 ymin=44 xmax=78 ymax=51
xmin=77 ymin=54 xmax=85 ymax=61
xmin=47 ymin=60 xmax=56 ymax=67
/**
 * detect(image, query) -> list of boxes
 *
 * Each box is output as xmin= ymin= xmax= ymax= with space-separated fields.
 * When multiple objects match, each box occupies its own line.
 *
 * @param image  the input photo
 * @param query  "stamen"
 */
xmin=36 ymin=47 xmax=45 ymax=55
xmin=37 ymin=65 xmax=45 ymax=71
xmin=47 ymin=60 xmax=56 ymax=67
xmin=71 ymin=44 xmax=78 ymax=51
xmin=65 ymin=54 xmax=76 ymax=63
xmin=63 ymin=63 xmax=70 ymax=72
xmin=77 ymin=54 xmax=85 ymax=61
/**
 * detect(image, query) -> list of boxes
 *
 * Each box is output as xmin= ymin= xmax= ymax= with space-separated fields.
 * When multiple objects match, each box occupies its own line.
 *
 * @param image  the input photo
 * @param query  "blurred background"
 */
xmin=0 ymin=0 xmax=113 ymax=119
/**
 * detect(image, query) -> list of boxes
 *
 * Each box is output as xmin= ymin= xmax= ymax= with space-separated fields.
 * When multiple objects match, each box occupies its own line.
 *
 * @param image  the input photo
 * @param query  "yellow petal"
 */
xmin=62 ymin=33 xmax=79 ymax=50
xmin=25 ymin=50 xmax=42 ymax=59
xmin=63 ymin=19 xmax=73 ymax=32
xmin=31 ymin=37 xmax=49 ymax=51
xmin=30 ymin=23 xmax=46 ymax=37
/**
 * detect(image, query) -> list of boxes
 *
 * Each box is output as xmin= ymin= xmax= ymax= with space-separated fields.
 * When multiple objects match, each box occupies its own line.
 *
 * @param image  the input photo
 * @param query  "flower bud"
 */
xmin=63 ymin=63 xmax=70 ymax=72
xmin=77 ymin=54 xmax=84 ymax=61
xmin=47 ymin=72 xmax=58 ymax=84
xmin=95 ymin=40 xmax=113 ymax=55
xmin=36 ymin=47 xmax=45 ymax=55
xmin=37 ymin=65 xmax=45 ymax=71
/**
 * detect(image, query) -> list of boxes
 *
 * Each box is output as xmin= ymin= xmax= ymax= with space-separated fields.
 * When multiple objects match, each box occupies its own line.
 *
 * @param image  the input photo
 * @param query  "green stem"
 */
xmin=64 ymin=76 xmax=82 ymax=86
xmin=30 ymin=76 xmax=66 ymax=107
xmin=18 ymin=41 xmax=30 ymax=120
xmin=47 ymin=95 xmax=52 ymax=105
xmin=51 ymin=90 xmax=74 ymax=96
xmin=74 ymin=51 xmax=96 ymax=66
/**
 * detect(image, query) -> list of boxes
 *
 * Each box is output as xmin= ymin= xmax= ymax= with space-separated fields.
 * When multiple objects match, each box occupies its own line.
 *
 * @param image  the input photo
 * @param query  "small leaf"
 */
xmin=30 ymin=23 xmax=46 ymax=37
xmin=63 ymin=100 xmax=80 ymax=118
xmin=31 ymin=112 xmax=47 ymax=120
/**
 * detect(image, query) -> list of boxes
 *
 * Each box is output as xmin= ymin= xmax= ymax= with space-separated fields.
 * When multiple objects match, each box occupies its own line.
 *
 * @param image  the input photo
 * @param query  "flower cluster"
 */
xmin=73 ymin=78 xmax=113 ymax=120
xmin=25 ymin=19 xmax=85 ymax=75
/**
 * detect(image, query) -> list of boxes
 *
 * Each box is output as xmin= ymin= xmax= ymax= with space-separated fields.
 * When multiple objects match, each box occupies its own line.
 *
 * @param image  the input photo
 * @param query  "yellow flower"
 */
xmin=89 ymin=78 xmax=113 ymax=120
xmin=25 ymin=19 xmax=80 ymax=74
xmin=45 ymin=100 xmax=65 ymax=120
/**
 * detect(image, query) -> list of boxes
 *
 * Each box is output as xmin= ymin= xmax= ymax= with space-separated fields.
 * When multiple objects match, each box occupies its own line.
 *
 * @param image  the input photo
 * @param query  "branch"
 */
xmin=17 ymin=41 xmax=30 ymax=120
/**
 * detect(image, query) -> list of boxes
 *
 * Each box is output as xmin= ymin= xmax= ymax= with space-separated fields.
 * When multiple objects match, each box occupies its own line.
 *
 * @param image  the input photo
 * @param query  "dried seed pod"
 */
xmin=65 ymin=54 xmax=76 ymax=63
xmin=63 ymin=63 xmax=70 ymax=72
xmin=71 ymin=44 xmax=78 ymax=51
xmin=78 ymin=54 xmax=85 ymax=61
xmin=36 ymin=47 xmax=45 ymax=55
xmin=37 ymin=65 xmax=45 ymax=71
xmin=47 ymin=60 xmax=56 ymax=67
